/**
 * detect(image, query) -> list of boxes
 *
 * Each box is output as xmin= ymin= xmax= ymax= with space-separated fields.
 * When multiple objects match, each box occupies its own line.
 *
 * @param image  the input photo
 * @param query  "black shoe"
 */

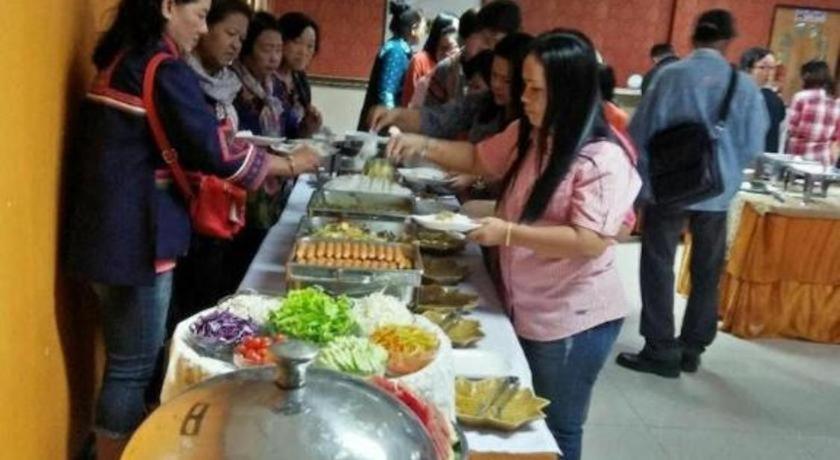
xmin=681 ymin=352 xmax=701 ymax=373
xmin=616 ymin=351 xmax=681 ymax=378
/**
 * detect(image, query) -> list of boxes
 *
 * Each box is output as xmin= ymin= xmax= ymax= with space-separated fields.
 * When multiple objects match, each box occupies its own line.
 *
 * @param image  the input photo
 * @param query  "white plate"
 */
xmin=452 ymin=349 xmax=510 ymax=378
xmin=399 ymin=167 xmax=449 ymax=186
xmin=344 ymin=130 xmax=390 ymax=145
xmin=787 ymin=163 xmax=839 ymax=176
xmin=271 ymin=140 xmax=331 ymax=158
xmin=412 ymin=213 xmax=481 ymax=233
xmin=235 ymin=131 xmax=285 ymax=147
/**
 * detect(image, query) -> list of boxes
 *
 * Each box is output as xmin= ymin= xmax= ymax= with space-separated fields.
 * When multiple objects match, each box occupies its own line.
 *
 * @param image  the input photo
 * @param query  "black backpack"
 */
xmin=647 ymin=65 xmax=738 ymax=208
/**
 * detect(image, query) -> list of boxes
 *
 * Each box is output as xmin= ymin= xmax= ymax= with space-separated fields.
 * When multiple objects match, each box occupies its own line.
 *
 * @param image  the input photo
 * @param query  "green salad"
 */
xmin=267 ymin=287 xmax=355 ymax=344
xmin=315 ymin=336 xmax=388 ymax=377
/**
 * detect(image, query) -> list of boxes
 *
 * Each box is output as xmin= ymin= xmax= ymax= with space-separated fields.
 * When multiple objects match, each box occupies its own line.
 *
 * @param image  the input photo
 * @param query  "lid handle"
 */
xmin=271 ymin=340 xmax=319 ymax=390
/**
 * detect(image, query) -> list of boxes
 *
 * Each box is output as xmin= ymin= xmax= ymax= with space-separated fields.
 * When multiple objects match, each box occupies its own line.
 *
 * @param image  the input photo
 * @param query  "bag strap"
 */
xmin=142 ymin=52 xmax=195 ymax=200
xmin=716 ymin=64 xmax=739 ymax=126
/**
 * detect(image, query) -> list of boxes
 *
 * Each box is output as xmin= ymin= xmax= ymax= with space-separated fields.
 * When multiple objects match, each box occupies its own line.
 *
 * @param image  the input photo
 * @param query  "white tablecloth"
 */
xmin=240 ymin=177 xmax=559 ymax=454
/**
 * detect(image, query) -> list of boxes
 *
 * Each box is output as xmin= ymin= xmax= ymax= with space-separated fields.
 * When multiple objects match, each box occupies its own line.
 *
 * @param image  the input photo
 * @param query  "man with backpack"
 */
xmin=616 ymin=9 xmax=768 ymax=378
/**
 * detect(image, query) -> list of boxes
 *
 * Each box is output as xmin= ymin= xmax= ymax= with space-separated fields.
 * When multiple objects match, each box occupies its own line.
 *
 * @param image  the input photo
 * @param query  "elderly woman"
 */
xmin=277 ymin=11 xmax=324 ymax=138
xmin=172 ymin=0 xmax=319 ymax=325
xmin=64 ymin=1 xmax=319 ymax=458
xmin=226 ymin=11 xmax=318 ymax=293
xmin=232 ymin=11 xmax=292 ymax=137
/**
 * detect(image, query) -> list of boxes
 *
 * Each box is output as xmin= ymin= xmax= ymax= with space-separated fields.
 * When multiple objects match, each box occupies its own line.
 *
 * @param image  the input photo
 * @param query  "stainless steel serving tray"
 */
xmin=308 ymin=188 xmax=414 ymax=221
xmin=296 ymin=215 xmax=414 ymax=242
xmin=286 ymin=237 xmax=424 ymax=300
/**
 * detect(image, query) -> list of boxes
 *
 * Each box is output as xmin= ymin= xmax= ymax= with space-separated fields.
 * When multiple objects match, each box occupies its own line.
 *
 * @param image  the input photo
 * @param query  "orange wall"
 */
xmin=0 ymin=0 xmax=114 ymax=457
xmin=669 ymin=0 xmax=840 ymax=65
xmin=519 ymin=0 xmax=840 ymax=84
xmin=269 ymin=0 xmax=386 ymax=81
xmin=274 ymin=0 xmax=838 ymax=84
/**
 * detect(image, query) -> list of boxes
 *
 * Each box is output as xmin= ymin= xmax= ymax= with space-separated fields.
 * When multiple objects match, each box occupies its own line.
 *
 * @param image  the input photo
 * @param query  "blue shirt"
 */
xmin=629 ymin=48 xmax=769 ymax=211
xmin=377 ymin=38 xmax=412 ymax=108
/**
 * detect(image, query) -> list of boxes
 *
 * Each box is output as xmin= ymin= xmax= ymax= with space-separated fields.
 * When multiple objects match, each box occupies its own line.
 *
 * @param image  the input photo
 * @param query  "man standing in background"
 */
xmin=641 ymin=43 xmax=678 ymax=94
xmin=616 ymin=9 xmax=769 ymax=378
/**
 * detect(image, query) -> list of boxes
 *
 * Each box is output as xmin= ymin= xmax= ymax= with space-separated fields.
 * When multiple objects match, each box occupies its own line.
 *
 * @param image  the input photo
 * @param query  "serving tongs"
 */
xmin=438 ymin=310 xmax=463 ymax=333
xmin=476 ymin=376 xmax=520 ymax=418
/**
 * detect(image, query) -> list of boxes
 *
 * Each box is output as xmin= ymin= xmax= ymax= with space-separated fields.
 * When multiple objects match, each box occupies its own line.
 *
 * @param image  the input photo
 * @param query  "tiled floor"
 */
xmin=582 ymin=242 xmax=840 ymax=460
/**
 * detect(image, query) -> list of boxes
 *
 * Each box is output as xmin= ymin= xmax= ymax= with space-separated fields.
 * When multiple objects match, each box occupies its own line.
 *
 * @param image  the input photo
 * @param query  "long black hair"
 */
xmin=422 ymin=12 xmax=458 ymax=58
xmin=388 ymin=0 xmax=423 ymax=39
xmin=93 ymin=0 xmax=200 ymax=69
xmin=510 ymin=31 xmax=607 ymax=222
xmin=484 ymin=32 xmax=532 ymax=125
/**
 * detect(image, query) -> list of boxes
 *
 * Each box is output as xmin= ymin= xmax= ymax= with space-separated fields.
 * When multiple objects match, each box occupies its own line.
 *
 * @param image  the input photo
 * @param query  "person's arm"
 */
xmin=386 ymin=120 xmax=521 ymax=176
xmin=401 ymin=55 xmax=424 ymax=106
xmin=156 ymin=59 xmax=268 ymax=190
xmin=387 ymin=133 xmax=479 ymax=173
xmin=377 ymin=44 xmax=409 ymax=108
xmin=409 ymin=73 xmax=432 ymax=108
xmin=787 ymin=94 xmax=804 ymax=133
xmin=370 ymin=106 xmax=422 ymax=132
xmin=470 ymin=142 xmax=641 ymax=259
xmin=423 ymin=59 xmax=451 ymax=107
xmin=739 ymin=82 xmax=770 ymax=168
xmin=471 ymin=219 xmax=611 ymax=258
xmin=628 ymin=72 xmax=666 ymax=200
xmin=418 ymin=93 xmax=484 ymax=140
xmin=299 ymin=105 xmax=323 ymax=138
xmin=267 ymin=144 xmax=322 ymax=177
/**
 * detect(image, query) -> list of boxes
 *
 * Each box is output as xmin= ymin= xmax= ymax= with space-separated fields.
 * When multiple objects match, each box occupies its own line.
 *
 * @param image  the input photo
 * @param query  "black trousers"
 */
xmin=639 ymin=205 xmax=727 ymax=358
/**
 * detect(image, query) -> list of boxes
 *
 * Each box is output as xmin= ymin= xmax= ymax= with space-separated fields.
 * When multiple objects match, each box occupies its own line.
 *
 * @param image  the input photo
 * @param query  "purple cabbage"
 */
xmin=189 ymin=309 xmax=259 ymax=345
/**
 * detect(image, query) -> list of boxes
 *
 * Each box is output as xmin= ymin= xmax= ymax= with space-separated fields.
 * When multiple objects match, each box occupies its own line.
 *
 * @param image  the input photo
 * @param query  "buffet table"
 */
xmin=677 ymin=191 xmax=840 ymax=343
xmin=165 ymin=177 xmax=560 ymax=458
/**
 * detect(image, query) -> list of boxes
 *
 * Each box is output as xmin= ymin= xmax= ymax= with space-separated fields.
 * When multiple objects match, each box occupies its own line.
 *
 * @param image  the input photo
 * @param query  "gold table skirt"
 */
xmin=678 ymin=201 xmax=840 ymax=343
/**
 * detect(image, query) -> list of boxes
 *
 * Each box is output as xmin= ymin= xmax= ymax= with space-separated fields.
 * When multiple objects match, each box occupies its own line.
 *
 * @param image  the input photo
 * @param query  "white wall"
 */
xmin=311 ymin=84 xmax=367 ymax=134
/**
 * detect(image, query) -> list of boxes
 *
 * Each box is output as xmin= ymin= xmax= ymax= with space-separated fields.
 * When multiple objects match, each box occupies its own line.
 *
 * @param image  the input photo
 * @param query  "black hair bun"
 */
xmin=389 ymin=0 xmax=411 ymax=17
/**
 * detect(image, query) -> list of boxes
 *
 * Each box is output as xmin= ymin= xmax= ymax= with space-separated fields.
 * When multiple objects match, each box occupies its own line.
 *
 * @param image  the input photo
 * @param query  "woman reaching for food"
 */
xmin=387 ymin=31 xmax=641 ymax=460
xmin=64 ymin=1 xmax=319 ymax=458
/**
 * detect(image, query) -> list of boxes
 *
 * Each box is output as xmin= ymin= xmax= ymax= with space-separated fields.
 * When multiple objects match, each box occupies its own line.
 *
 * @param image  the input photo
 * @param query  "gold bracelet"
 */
xmin=505 ymin=222 xmax=513 ymax=247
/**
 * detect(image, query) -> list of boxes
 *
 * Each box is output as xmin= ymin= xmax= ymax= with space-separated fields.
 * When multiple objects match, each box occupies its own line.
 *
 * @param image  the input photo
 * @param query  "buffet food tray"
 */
xmin=286 ymin=237 xmax=424 ymax=301
xmin=296 ymin=215 xmax=414 ymax=242
xmin=308 ymin=189 xmax=414 ymax=221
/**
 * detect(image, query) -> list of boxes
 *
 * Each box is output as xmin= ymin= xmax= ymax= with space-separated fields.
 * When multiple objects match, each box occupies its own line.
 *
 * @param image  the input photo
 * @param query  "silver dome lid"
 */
xmin=123 ymin=341 xmax=437 ymax=460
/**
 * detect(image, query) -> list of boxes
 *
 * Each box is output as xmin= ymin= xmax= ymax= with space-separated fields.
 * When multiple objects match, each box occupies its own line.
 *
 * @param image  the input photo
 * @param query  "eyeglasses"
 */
xmin=754 ymin=65 xmax=777 ymax=70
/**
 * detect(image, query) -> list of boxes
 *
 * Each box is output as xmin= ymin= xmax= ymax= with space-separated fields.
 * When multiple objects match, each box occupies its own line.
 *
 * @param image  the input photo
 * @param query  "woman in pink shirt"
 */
xmin=387 ymin=31 xmax=641 ymax=460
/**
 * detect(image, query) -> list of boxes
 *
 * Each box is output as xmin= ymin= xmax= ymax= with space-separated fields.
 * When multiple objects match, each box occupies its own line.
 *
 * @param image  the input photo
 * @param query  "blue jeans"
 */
xmin=92 ymin=272 xmax=173 ymax=437
xmin=520 ymin=319 xmax=623 ymax=460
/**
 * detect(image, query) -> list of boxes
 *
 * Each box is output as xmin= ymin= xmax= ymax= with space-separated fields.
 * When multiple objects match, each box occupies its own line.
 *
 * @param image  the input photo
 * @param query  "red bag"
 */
xmin=143 ymin=53 xmax=247 ymax=239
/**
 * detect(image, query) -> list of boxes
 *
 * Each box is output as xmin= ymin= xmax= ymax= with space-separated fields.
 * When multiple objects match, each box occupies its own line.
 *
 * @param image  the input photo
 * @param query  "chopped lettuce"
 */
xmin=267 ymin=287 xmax=356 ymax=344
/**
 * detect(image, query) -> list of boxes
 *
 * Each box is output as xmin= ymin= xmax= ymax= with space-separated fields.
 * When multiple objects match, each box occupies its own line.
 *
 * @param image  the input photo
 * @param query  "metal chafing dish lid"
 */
xmin=123 ymin=341 xmax=437 ymax=460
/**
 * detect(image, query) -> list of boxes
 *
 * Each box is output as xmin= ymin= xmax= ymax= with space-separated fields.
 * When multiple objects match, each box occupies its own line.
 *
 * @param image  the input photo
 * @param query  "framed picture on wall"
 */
xmin=769 ymin=5 xmax=840 ymax=102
